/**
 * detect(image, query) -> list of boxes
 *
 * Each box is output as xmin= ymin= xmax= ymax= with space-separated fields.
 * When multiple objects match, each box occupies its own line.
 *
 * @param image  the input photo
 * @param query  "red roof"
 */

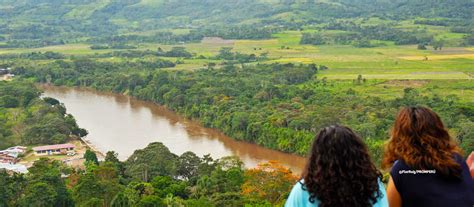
xmin=33 ymin=144 xmax=75 ymax=151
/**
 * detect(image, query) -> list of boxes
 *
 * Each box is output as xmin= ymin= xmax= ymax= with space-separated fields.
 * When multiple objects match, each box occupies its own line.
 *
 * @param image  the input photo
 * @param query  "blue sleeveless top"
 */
xmin=390 ymin=155 xmax=474 ymax=207
xmin=285 ymin=179 xmax=388 ymax=207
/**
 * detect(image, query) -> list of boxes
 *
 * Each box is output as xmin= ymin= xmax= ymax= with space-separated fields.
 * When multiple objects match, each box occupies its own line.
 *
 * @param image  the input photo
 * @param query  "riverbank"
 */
xmin=39 ymin=85 xmax=307 ymax=174
xmin=77 ymin=136 xmax=105 ymax=160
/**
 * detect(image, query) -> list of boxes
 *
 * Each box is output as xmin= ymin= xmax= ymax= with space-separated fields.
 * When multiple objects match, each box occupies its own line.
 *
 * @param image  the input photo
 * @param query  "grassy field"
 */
xmin=64 ymin=0 xmax=111 ymax=20
xmin=353 ymin=79 xmax=474 ymax=103
xmin=1 ymin=30 xmax=473 ymax=81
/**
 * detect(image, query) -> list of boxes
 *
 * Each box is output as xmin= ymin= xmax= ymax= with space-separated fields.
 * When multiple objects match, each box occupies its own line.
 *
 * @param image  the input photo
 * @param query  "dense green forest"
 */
xmin=12 ymin=58 xmax=474 ymax=164
xmin=0 ymin=81 xmax=86 ymax=149
xmin=1 ymin=142 xmax=297 ymax=206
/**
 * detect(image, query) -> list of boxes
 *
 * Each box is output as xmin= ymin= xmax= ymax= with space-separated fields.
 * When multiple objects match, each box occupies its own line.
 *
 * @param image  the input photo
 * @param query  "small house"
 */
xmin=0 ymin=153 xmax=18 ymax=164
xmin=33 ymin=144 xmax=75 ymax=156
xmin=0 ymin=163 xmax=28 ymax=174
xmin=3 ymin=146 xmax=27 ymax=157
xmin=0 ymin=146 xmax=26 ymax=164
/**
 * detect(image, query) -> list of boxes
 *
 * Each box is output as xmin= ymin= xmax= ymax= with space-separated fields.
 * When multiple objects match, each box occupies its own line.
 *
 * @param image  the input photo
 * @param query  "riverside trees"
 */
xmin=14 ymin=60 xmax=474 ymax=164
xmin=1 ymin=143 xmax=298 ymax=206
xmin=0 ymin=81 xmax=87 ymax=149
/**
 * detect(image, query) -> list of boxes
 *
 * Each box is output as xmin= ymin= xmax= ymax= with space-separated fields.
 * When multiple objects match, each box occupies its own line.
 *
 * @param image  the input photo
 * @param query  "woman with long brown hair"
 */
xmin=286 ymin=125 xmax=388 ymax=207
xmin=383 ymin=106 xmax=474 ymax=207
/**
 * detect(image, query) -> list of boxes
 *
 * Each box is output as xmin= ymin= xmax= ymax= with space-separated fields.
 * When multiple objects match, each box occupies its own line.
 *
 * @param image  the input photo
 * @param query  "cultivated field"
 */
xmin=1 ymin=30 xmax=473 ymax=104
xmin=1 ymin=31 xmax=472 ymax=81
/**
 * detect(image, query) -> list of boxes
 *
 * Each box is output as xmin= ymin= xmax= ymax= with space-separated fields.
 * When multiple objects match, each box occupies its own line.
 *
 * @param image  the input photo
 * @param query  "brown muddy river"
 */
xmin=42 ymin=86 xmax=306 ymax=174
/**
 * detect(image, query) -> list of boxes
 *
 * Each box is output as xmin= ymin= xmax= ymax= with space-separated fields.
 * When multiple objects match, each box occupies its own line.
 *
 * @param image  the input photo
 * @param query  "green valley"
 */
xmin=0 ymin=0 xmax=473 ymax=206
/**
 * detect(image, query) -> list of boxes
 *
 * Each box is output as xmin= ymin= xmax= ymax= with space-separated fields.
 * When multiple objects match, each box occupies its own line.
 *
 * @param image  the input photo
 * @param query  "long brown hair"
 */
xmin=382 ymin=106 xmax=463 ymax=178
xmin=303 ymin=125 xmax=382 ymax=207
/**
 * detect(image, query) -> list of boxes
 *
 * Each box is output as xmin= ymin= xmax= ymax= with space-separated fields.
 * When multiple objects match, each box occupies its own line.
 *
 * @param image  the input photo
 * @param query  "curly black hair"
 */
xmin=302 ymin=125 xmax=383 ymax=207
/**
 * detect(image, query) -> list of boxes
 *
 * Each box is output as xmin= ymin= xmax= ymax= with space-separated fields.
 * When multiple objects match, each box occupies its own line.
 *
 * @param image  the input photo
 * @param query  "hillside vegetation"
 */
xmin=0 ymin=0 xmax=473 ymax=47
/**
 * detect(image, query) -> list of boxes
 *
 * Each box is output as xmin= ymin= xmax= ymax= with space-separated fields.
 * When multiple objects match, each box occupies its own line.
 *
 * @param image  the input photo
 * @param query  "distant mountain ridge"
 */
xmin=0 ymin=0 xmax=472 ymax=43
xmin=2 ymin=0 xmax=472 ymax=20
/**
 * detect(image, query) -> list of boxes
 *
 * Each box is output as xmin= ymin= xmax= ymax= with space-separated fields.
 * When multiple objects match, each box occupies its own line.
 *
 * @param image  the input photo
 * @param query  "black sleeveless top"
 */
xmin=390 ymin=155 xmax=474 ymax=207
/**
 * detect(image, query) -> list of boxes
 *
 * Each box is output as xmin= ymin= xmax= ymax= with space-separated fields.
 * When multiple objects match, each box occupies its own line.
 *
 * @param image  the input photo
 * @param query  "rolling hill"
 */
xmin=0 ymin=0 xmax=472 ymax=44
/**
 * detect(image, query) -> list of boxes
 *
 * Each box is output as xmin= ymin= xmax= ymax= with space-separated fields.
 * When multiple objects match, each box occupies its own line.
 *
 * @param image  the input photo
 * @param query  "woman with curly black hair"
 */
xmin=285 ymin=125 xmax=388 ymax=207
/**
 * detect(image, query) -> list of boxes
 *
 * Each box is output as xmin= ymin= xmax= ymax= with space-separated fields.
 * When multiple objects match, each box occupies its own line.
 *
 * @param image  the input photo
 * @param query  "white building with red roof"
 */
xmin=32 ymin=143 xmax=75 ymax=156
